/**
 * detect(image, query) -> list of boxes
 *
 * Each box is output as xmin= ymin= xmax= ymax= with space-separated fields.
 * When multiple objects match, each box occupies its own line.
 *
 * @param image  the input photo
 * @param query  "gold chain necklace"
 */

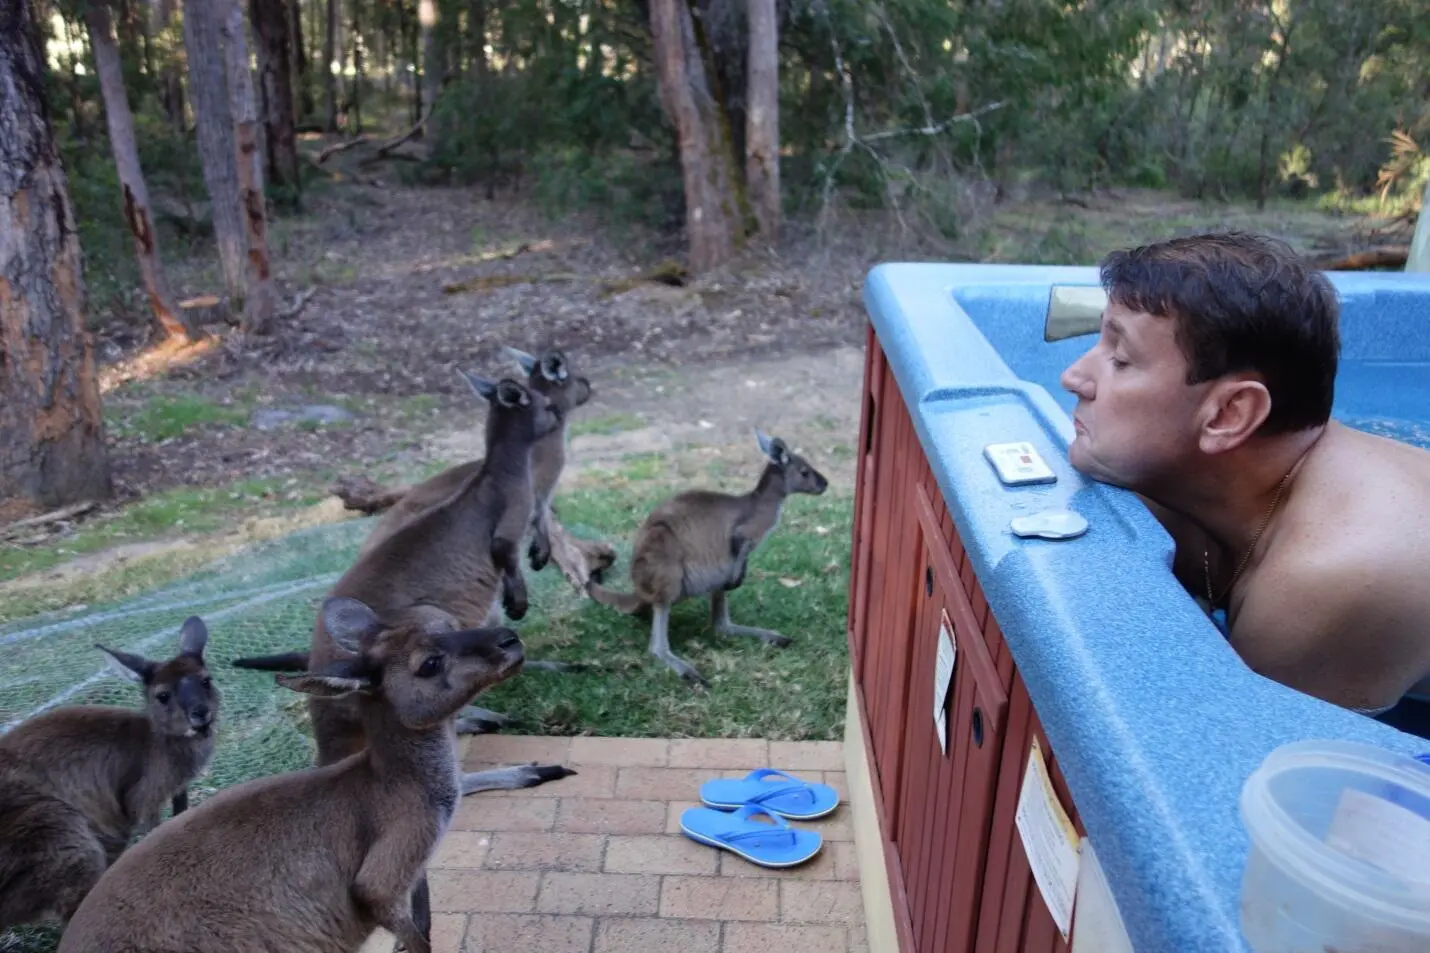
xmin=1202 ymin=451 xmax=1312 ymax=611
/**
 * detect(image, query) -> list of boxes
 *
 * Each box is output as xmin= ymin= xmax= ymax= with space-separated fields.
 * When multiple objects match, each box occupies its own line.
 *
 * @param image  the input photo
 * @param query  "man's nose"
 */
xmin=1060 ymin=353 xmax=1093 ymax=398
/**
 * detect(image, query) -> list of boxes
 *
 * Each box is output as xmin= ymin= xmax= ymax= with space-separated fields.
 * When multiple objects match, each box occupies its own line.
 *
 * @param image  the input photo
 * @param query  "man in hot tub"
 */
xmin=1058 ymin=231 xmax=1430 ymax=733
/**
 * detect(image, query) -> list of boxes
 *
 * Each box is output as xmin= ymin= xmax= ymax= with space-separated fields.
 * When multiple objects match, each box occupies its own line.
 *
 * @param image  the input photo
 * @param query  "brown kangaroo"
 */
xmin=342 ymin=347 xmax=602 ymax=575
xmin=233 ymin=373 xmax=575 ymax=791
xmin=587 ymin=431 xmax=829 ymax=687
xmin=0 ymin=617 xmax=218 ymax=931
xmin=58 ymin=596 xmax=525 ymax=953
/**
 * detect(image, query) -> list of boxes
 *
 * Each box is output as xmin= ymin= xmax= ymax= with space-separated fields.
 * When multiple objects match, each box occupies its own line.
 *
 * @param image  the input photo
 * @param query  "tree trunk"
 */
xmin=0 ymin=0 xmax=113 ymax=515
xmin=649 ymin=0 xmax=741 ymax=272
xmin=418 ymin=0 xmax=439 ymax=121
xmin=290 ymin=0 xmax=313 ymax=118
xmin=323 ymin=0 xmax=338 ymax=131
xmin=86 ymin=3 xmax=196 ymax=342
xmin=744 ymin=0 xmax=778 ymax=241
xmin=350 ymin=0 xmax=363 ymax=133
xmin=249 ymin=0 xmax=302 ymax=200
xmin=468 ymin=0 xmax=487 ymax=78
xmin=221 ymin=0 xmax=279 ymax=334
xmin=181 ymin=0 xmax=247 ymax=307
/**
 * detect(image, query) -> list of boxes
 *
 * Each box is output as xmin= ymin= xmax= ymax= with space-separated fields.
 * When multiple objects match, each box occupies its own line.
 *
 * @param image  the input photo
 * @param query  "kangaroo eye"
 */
xmin=155 ymin=691 xmax=172 ymax=705
xmin=201 ymin=677 xmax=213 ymax=689
xmin=416 ymin=656 xmax=444 ymax=678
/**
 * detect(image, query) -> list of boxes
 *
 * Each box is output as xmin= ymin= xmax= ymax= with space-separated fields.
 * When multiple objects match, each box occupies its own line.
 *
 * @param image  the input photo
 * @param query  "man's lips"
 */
xmin=1073 ymin=415 xmax=1088 ymax=435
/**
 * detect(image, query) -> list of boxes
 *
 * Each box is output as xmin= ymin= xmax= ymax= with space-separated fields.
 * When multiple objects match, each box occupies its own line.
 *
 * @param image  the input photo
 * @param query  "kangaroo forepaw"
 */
xmin=455 ymin=707 xmax=516 ymax=735
xmin=529 ymin=535 xmax=551 ymax=572
xmin=502 ymin=577 xmax=529 ymax=621
xmin=767 ymin=634 xmax=793 ymax=648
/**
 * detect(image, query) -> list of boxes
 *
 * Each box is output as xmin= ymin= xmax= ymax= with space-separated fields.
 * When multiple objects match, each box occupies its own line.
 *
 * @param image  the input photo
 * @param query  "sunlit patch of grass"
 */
xmin=106 ymin=393 xmax=249 ymax=442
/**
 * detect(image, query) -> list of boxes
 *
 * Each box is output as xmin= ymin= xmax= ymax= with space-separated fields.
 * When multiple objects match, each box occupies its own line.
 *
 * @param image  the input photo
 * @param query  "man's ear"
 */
xmin=1199 ymin=378 xmax=1273 ymax=453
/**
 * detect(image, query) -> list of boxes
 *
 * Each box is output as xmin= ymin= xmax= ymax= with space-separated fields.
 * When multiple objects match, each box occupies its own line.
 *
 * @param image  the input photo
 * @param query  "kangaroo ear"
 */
xmin=496 ymin=379 xmax=530 ymax=408
xmin=177 ymin=616 xmax=209 ymax=659
xmin=457 ymin=368 xmax=499 ymax=401
xmin=540 ymin=350 xmax=569 ymax=382
xmin=755 ymin=429 xmax=788 ymax=465
xmin=275 ymin=672 xmax=370 ymax=698
xmin=96 ymin=644 xmax=156 ymax=684
xmin=321 ymin=596 xmax=381 ymax=654
xmin=502 ymin=346 xmax=538 ymax=375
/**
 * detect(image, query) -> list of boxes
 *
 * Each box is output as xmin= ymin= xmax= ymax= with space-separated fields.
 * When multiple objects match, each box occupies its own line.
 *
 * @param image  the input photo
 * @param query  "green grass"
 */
xmin=0 ymin=476 xmax=329 ymax=584
xmin=569 ymin=411 xmax=645 ymax=438
xmin=106 ymin=393 xmax=249 ymax=442
xmin=475 ymin=476 xmax=854 ymax=741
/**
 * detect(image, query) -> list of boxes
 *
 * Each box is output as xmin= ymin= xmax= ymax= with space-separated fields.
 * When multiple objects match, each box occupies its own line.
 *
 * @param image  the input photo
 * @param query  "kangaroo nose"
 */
xmin=189 ymin=707 xmax=210 ymax=726
xmin=498 ymin=630 xmax=521 ymax=650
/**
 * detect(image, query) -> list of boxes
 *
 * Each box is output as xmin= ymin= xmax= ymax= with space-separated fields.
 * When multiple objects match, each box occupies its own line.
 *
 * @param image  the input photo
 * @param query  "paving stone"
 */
xmin=615 ymin=766 xmax=711 ymax=801
xmin=428 ymin=870 xmax=539 ymax=913
xmin=605 ymin=834 xmax=718 ymax=875
xmin=719 ymin=845 xmax=838 ymax=881
xmin=537 ymin=872 xmax=661 ymax=916
xmin=665 ymin=800 xmax=704 ymax=834
xmin=570 ymin=736 xmax=670 ymax=766
xmin=780 ymin=881 xmax=865 ymax=924
xmin=723 ymin=923 xmax=850 ymax=953
xmin=450 ymin=796 xmax=557 ymax=832
xmin=463 ymin=735 xmax=572 ymax=766
xmin=482 ymin=831 xmax=606 ymax=872
xmin=660 ymin=875 xmax=779 ymax=921
xmin=464 ymin=913 xmax=594 ymax=953
xmin=594 ymin=917 xmax=721 ymax=953
xmin=556 ymin=797 xmax=668 ymax=834
xmin=768 ymin=741 xmax=846 ymax=772
xmin=430 ymin=831 xmax=491 ymax=868
xmin=668 ymin=738 xmax=771 ymax=769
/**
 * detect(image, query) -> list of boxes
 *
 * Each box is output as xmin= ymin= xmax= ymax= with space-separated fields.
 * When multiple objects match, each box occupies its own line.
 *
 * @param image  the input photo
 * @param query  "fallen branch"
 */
xmin=441 ymin=272 xmax=581 ymax=295
xmin=279 ymin=287 xmax=318 ymax=320
xmin=316 ymin=135 xmax=371 ymax=164
xmin=373 ymin=112 xmax=429 ymax=159
xmin=1311 ymin=245 xmax=1409 ymax=271
xmin=1 ymin=501 xmax=98 ymax=540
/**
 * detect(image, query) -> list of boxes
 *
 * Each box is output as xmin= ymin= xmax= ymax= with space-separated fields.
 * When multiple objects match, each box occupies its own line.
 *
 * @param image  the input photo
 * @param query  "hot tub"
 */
xmin=844 ymin=263 xmax=1430 ymax=953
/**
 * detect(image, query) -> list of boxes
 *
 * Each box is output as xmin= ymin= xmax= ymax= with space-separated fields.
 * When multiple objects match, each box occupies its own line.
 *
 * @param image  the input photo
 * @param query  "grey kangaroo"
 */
xmin=587 ymin=430 xmax=829 ymax=687
xmin=0 ymin=617 xmax=218 ymax=931
xmin=335 ymin=346 xmax=616 ymax=585
xmin=58 ymin=596 xmax=525 ymax=953
xmin=233 ymin=373 xmax=575 ymax=790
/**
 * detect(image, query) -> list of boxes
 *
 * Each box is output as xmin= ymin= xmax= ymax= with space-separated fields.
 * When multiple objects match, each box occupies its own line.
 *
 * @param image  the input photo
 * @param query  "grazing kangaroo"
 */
xmin=587 ymin=431 xmax=829 ymax=687
xmin=0 ymin=617 xmax=218 ymax=932
xmin=335 ymin=346 xmax=617 ymax=586
xmin=58 ymin=597 xmax=526 ymax=953
xmin=233 ymin=374 xmax=574 ymax=789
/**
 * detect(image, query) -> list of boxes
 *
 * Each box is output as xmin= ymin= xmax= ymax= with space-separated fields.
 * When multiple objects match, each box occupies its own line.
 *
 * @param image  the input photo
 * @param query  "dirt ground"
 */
xmin=4 ymin=167 xmax=1395 ymax=591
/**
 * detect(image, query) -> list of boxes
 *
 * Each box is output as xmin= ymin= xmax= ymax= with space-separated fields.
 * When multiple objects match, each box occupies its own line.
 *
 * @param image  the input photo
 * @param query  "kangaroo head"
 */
xmin=96 ymin=616 xmax=220 ymax=740
xmin=276 ymin=596 xmax=525 ymax=730
xmin=755 ymin=430 xmax=829 ymax=496
xmin=457 ymin=369 xmax=563 ymax=444
xmin=504 ymin=345 xmax=593 ymax=412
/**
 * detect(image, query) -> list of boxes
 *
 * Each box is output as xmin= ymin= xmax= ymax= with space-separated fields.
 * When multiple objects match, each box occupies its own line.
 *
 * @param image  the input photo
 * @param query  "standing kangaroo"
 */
xmin=587 ymin=431 xmax=829 ymax=687
xmin=58 ymin=596 xmax=526 ymax=953
xmin=0 ymin=617 xmax=219 ymax=931
xmin=335 ymin=346 xmax=616 ymax=584
xmin=233 ymin=373 xmax=574 ymax=791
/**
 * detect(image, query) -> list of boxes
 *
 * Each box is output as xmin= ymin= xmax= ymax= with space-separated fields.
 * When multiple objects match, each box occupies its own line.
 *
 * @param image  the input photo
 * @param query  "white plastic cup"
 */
xmin=1239 ymin=739 xmax=1430 ymax=953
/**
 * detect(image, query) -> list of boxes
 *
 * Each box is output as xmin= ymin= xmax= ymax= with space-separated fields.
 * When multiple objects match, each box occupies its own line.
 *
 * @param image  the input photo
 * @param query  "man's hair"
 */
xmin=1099 ymin=231 xmax=1340 ymax=435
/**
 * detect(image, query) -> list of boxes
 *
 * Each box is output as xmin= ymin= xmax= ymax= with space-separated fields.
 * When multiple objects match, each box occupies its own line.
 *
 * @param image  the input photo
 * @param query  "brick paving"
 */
xmin=362 ymin=735 xmax=865 ymax=953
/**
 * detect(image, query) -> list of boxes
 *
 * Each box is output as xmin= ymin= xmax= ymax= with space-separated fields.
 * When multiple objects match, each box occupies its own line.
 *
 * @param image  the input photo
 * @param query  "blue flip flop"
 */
xmin=680 ymin=803 xmax=824 ymax=868
xmin=699 ymin=768 xmax=841 ymax=820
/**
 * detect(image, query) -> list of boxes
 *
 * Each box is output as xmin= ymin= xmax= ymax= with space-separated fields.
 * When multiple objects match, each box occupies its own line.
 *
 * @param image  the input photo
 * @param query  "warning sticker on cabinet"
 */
xmin=1015 ymin=737 xmax=1082 ymax=939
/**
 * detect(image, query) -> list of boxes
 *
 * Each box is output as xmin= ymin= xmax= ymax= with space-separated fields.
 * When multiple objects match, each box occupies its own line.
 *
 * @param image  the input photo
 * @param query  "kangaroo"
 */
xmin=335 ymin=346 xmax=615 ymax=584
xmin=58 ymin=596 xmax=525 ymax=953
xmin=233 ymin=373 xmax=575 ymax=791
xmin=586 ymin=430 xmax=829 ymax=687
xmin=0 ymin=617 xmax=218 ymax=932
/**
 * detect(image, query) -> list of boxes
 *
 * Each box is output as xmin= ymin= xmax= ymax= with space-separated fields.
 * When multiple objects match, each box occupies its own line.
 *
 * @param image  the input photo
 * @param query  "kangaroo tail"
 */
xmin=230 ymin=651 xmax=311 ymax=672
xmin=585 ymin=581 xmax=646 ymax=615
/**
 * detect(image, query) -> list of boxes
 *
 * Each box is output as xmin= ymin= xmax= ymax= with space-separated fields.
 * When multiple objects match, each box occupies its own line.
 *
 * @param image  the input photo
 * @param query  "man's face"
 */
xmin=1059 ymin=300 xmax=1209 ymax=490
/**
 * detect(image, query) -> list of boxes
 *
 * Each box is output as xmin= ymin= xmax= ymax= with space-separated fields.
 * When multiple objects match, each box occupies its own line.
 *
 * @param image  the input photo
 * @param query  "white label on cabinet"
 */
xmin=1016 ymin=737 xmax=1082 ymax=939
xmin=933 ymin=609 xmax=956 ymax=755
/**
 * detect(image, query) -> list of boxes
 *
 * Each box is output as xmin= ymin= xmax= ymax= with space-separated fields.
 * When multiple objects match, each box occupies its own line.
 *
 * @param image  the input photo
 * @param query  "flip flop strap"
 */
xmin=743 ymin=783 xmax=813 ymax=807
xmin=733 ymin=803 xmax=790 ymax=827
xmin=749 ymin=768 xmax=805 ymax=785
xmin=722 ymin=825 xmax=798 ymax=847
